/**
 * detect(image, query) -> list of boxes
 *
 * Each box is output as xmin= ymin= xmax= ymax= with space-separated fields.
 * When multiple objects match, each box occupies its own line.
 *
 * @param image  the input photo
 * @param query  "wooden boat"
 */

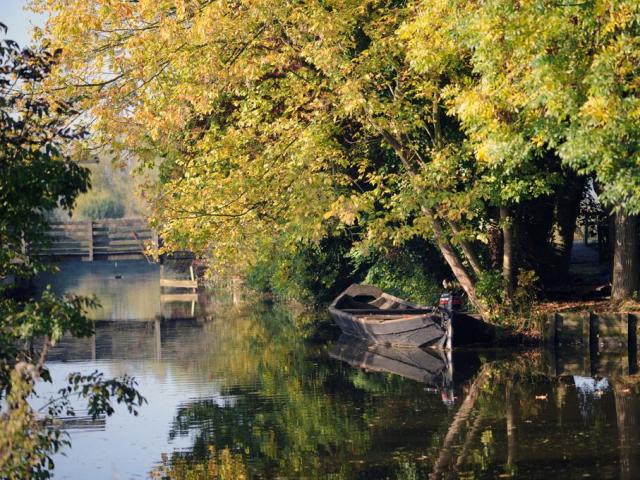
xmin=329 ymin=335 xmax=452 ymax=387
xmin=328 ymin=284 xmax=452 ymax=349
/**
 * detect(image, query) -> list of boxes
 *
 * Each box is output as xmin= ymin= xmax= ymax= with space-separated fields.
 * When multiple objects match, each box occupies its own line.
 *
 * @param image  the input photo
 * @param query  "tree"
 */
xmin=405 ymin=0 xmax=640 ymax=301
xmin=32 ymin=1 xmax=493 ymax=314
xmin=0 ymin=26 xmax=145 ymax=479
xmin=36 ymin=0 xmax=635 ymax=316
xmin=0 ymin=25 xmax=89 ymax=280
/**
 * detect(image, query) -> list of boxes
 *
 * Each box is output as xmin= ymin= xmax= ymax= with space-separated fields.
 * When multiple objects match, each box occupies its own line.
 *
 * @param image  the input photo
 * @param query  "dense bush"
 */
xmin=246 ymin=234 xmax=359 ymax=305
xmin=360 ymin=240 xmax=448 ymax=306
xmin=476 ymin=268 xmax=540 ymax=328
xmin=247 ymin=235 xmax=448 ymax=307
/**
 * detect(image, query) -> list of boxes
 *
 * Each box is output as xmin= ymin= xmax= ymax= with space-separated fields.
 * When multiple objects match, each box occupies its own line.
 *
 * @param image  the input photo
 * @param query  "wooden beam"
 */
xmin=160 ymin=279 xmax=198 ymax=289
xmin=160 ymin=293 xmax=198 ymax=303
xmin=87 ymin=220 xmax=94 ymax=261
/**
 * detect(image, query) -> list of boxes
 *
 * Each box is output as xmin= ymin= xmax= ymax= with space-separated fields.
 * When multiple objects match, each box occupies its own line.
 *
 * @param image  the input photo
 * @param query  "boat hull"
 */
xmin=329 ymin=308 xmax=448 ymax=348
xmin=328 ymin=284 xmax=451 ymax=349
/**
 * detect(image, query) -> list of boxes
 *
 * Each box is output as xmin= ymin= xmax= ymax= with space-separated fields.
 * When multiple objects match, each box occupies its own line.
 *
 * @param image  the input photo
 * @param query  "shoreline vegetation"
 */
xmin=28 ymin=0 xmax=640 ymax=328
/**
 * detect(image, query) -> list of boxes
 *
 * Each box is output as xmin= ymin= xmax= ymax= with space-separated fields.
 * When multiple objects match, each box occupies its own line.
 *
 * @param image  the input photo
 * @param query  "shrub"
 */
xmin=246 ymin=234 xmax=358 ymax=305
xmin=362 ymin=245 xmax=445 ymax=306
xmin=246 ymin=236 xmax=448 ymax=307
xmin=476 ymin=270 xmax=505 ymax=313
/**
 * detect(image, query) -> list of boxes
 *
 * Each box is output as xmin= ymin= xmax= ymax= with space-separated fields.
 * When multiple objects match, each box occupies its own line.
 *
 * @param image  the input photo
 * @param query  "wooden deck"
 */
xmin=37 ymin=218 xmax=158 ymax=261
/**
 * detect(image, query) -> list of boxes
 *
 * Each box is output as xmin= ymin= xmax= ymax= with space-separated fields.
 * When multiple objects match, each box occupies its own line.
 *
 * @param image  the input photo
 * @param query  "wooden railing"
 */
xmin=38 ymin=218 xmax=158 ymax=260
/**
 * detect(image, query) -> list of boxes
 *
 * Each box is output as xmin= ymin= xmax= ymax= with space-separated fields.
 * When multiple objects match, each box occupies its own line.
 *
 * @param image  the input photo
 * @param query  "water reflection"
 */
xmin=33 ymin=265 xmax=640 ymax=479
xmin=35 ymin=260 xmax=207 ymax=320
xmin=329 ymin=336 xmax=459 ymax=405
xmin=329 ymin=335 xmax=453 ymax=388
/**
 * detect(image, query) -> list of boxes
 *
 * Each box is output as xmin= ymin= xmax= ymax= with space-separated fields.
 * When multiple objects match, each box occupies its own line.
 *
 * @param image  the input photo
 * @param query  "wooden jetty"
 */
xmin=159 ymin=264 xmax=198 ymax=291
xmin=544 ymin=311 xmax=639 ymax=352
xmin=542 ymin=311 xmax=640 ymax=378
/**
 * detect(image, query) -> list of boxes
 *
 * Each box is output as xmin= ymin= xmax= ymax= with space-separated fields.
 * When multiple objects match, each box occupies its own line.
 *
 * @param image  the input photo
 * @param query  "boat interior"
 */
xmin=334 ymin=287 xmax=435 ymax=315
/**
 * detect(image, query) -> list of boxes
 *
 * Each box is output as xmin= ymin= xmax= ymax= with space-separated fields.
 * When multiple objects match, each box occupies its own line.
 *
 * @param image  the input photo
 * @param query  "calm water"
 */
xmin=35 ymin=261 xmax=640 ymax=479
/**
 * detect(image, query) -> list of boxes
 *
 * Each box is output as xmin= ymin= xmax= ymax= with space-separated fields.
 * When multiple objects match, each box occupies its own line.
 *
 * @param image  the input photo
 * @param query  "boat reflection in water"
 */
xmin=329 ymin=335 xmax=456 ymax=404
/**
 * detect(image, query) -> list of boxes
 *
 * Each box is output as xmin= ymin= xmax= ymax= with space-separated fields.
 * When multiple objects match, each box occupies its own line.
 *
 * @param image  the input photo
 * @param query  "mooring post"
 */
xmin=589 ymin=311 xmax=599 ymax=376
xmin=152 ymin=229 xmax=159 ymax=258
xmin=87 ymin=220 xmax=94 ymax=261
xmin=584 ymin=214 xmax=589 ymax=245
xmin=154 ymin=318 xmax=161 ymax=362
xmin=628 ymin=313 xmax=638 ymax=375
xmin=554 ymin=313 xmax=562 ymax=347
xmin=589 ymin=311 xmax=599 ymax=352
xmin=545 ymin=313 xmax=556 ymax=346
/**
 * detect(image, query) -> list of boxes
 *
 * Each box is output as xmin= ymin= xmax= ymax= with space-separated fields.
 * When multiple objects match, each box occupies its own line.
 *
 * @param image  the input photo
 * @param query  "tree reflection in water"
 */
xmin=142 ymin=304 xmax=640 ymax=480
xmin=41 ymin=263 xmax=640 ymax=477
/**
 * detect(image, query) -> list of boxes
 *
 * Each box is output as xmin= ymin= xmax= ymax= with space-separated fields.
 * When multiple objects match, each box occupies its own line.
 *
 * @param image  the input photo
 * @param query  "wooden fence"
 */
xmin=38 ymin=218 xmax=158 ymax=261
xmin=544 ymin=311 xmax=638 ymax=352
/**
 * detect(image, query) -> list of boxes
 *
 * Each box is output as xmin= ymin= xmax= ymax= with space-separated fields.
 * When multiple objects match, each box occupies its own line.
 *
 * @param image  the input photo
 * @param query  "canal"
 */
xmin=35 ymin=260 xmax=640 ymax=479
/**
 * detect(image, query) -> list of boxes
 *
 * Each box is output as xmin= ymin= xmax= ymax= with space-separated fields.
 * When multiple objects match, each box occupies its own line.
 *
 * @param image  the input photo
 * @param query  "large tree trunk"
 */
xmin=501 ymin=207 xmax=515 ymax=301
xmin=611 ymin=210 xmax=639 ymax=302
xmin=555 ymin=172 xmax=586 ymax=282
xmin=427 ymin=209 xmax=487 ymax=319
xmin=368 ymin=103 xmax=489 ymax=319
xmin=448 ymin=220 xmax=483 ymax=276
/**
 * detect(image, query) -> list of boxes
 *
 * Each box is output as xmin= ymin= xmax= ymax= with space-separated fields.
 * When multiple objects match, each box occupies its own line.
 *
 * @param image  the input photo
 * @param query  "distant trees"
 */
xmin=75 ymin=191 xmax=126 ymax=220
xmin=67 ymin=160 xmax=149 ymax=222
xmin=32 ymin=0 xmax=640 ymax=315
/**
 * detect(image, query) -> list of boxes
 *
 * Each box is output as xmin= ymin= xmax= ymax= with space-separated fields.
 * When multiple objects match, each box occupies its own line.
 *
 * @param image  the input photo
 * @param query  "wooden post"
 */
xmin=589 ymin=311 xmax=599 ymax=354
xmin=584 ymin=214 xmax=589 ymax=245
xmin=152 ymin=229 xmax=159 ymax=262
xmin=87 ymin=220 xmax=94 ymax=261
xmin=506 ymin=382 xmax=517 ymax=468
xmin=544 ymin=314 xmax=557 ymax=346
xmin=154 ymin=318 xmax=161 ymax=362
xmin=554 ymin=313 xmax=562 ymax=346
xmin=628 ymin=314 xmax=638 ymax=375
xmin=589 ymin=311 xmax=599 ymax=376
